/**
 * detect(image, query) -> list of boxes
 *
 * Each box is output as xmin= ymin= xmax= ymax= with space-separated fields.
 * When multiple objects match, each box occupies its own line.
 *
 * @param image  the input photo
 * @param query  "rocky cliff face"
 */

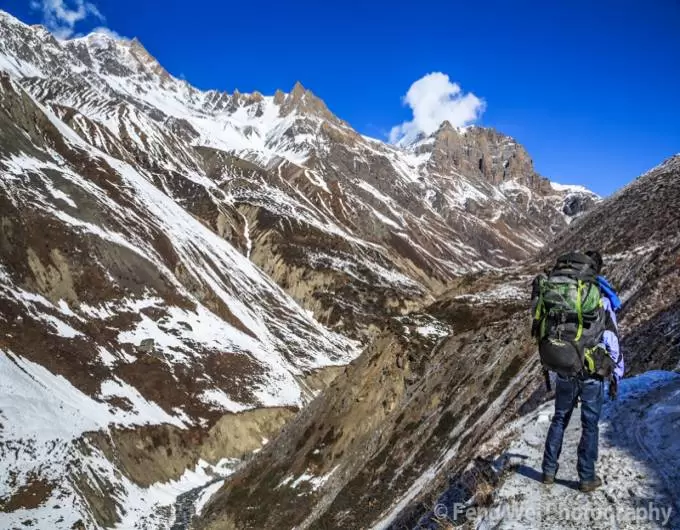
xmin=0 ymin=7 xmax=603 ymax=528
xmin=420 ymin=122 xmax=544 ymax=188
xmin=197 ymin=155 xmax=680 ymax=529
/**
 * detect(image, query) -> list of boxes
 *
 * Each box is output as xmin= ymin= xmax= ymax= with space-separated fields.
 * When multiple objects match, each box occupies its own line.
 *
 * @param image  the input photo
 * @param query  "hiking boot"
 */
xmin=542 ymin=463 xmax=559 ymax=485
xmin=579 ymin=477 xmax=603 ymax=492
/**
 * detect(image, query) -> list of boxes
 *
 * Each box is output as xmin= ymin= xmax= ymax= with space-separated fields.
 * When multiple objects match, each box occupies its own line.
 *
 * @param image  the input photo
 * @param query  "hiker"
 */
xmin=531 ymin=251 xmax=624 ymax=492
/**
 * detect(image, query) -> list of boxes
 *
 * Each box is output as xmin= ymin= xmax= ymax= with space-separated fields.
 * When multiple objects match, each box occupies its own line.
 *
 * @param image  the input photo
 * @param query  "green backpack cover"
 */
xmin=533 ymin=252 xmax=608 ymax=377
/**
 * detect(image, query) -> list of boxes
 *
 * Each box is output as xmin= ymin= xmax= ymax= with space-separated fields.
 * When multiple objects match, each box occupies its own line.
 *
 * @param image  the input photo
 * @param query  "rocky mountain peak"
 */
xmin=65 ymin=32 xmax=172 ymax=82
xmin=273 ymin=88 xmax=286 ymax=105
xmin=290 ymin=80 xmax=307 ymax=99
xmin=431 ymin=120 xmax=462 ymax=148
xmin=436 ymin=119 xmax=457 ymax=133
xmin=419 ymin=121 xmax=551 ymax=191
xmin=231 ymin=88 xmax=264 ymax=107
xmin=125 ymin=37 xmax=171 ymax=81
xmin=278 ymin=80 xmax=339 ymax=123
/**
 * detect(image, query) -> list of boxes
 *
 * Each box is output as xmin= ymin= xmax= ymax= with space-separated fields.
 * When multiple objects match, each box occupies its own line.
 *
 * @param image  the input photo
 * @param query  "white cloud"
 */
xmin=91 ymin=26 xmax=125 ymax=40
xmin=30 ymin=0 xmax=117 ymax=40
xmin=389 ymin=72 xmax=486 ymax=145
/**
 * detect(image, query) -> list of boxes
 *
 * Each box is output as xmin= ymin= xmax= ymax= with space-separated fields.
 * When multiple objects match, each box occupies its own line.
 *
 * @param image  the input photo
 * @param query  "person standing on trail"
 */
xmin=531 ymin=250 xmax=624 ymax=492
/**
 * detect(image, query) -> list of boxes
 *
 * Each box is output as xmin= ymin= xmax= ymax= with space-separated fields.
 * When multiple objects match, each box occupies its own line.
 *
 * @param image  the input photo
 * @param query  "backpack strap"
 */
xmin=584 ymin=347 xmax=596 ymax=374
xmin=575 ymin=280 xmax=584 ymax=341
xmin=534 ymin=288 xmax=544 ymax=320
xmin=531 ymin=275 xmax=546 ymax=335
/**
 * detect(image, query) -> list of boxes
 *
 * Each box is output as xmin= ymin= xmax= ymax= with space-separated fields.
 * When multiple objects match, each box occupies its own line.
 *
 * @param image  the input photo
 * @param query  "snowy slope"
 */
xmin=0 ymin=73 xmax=357 ymax=409
xmin=0 ymin=65 xmax=357 ymax=528
xmin=0 ymin=351 xmax=242 ymax=530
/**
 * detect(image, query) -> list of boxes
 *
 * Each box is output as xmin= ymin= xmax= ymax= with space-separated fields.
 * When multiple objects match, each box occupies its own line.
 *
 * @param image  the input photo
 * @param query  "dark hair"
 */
xmin=584 ymin=250 xmax=603 ymax=273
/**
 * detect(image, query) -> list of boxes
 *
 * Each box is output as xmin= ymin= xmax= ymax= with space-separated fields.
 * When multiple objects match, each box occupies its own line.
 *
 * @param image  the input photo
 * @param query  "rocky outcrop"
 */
xmin=278 ymin=81 xmax=342 ymax=124
xmin=562 ymin=190 xmax=598 ymax=217
xmin=418 ymin=123 xmax=548 ymax=191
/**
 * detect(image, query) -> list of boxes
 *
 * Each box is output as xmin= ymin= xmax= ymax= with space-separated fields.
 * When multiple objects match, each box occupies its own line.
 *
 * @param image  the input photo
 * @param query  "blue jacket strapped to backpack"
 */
xmin=596 ymin=275 xmax=622 ymax=313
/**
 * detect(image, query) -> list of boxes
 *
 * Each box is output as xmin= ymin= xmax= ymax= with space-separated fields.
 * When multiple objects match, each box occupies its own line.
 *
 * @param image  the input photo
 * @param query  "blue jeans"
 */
xmin=542 ymin=375 xmax=604 ymax=482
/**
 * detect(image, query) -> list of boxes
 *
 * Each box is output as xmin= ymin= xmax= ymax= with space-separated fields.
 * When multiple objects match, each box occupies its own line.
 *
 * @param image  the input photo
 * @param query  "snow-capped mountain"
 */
xmin=0 ymin=8 xmax=603 ymax=529
xmin=0 ymin=8 xmax=598 ymax=340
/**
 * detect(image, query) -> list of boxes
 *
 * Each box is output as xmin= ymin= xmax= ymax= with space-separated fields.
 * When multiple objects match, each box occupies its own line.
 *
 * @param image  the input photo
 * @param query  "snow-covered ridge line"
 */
xmin=549 ymin=181 xmax=599 ymax=196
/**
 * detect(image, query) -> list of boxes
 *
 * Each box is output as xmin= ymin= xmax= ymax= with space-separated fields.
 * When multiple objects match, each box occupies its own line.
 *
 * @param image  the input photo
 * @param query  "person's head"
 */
xmin=584 ymin=250 xmax=603 ymax=274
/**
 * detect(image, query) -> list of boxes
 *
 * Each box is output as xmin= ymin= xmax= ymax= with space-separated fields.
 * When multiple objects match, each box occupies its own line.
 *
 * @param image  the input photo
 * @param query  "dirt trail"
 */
xmin=473 ymin=371 xmax=680 ymax=529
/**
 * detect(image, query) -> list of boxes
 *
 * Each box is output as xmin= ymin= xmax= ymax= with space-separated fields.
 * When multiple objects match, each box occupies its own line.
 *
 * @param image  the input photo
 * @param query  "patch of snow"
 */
xmin=97 ymin=346 xmax=118 ymax=367
xmin=42 ymin=314 xmax=83 ymax=338
xmin=303 ymin=169 xmax=331 ymax=194
xmin=79 ymin=297 xmax=163 ymax=320
xmin=57 ymin=299 xmax=80 ymax=318
xmin=99 ymin=377 xmax=186 ymax=427
xmin=550 ymin=181 xmax=595 ymax=195
xmin=199 ymin=389 xmax=250 ymax=413
xmin=415 ymin=324 xmax=450 ymax=338
xmin=0 ymin=350 xmax=110 ymax=442
xmin=195 ymin=480 xmax=225 ymax=516
xmin=370 ymin=205 xmax=402 ymax=229
xmin=284 ymin=466 xmax=340 ymax=492
xmin=454 ymin=283 xmax=526 ymax=304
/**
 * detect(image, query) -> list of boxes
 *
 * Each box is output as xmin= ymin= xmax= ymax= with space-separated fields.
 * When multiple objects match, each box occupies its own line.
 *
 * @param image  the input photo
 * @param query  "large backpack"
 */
xmin=533 ymin=252 xmax=610 ymax=378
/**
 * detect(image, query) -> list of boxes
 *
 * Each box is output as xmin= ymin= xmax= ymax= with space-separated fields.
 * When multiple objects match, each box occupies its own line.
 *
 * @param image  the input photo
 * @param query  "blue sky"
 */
xmin=4 ymin=0 xmax=680 ymax=195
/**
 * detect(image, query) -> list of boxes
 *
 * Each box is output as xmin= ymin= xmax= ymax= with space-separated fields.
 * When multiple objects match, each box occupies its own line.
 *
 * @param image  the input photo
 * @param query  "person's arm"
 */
xmin=603 ymin=329 xmax=623 ymax=399
xmin=603 ymin=329 xmax=624 ymax=381
xmin=607 ymin=300 xmax=619 ymax=330
xmin=602 ymin=298 xmax=623 ymax=379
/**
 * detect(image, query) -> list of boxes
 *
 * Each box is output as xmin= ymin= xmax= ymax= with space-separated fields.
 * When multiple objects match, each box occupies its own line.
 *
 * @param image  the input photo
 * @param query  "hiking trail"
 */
xmin=473 ymin=371 xmax=680 ymax=529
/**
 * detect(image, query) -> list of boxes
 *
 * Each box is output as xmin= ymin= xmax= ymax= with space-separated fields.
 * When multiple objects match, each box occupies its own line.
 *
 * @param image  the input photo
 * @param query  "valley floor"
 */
xmin=472 ymin=371 xmax=680 ymax=529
